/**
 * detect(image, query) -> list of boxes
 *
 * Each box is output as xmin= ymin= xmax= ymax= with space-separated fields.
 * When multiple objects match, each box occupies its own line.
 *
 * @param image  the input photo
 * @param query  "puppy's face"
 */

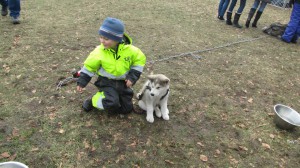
xmin=147 ymin=74 xmax=170 ymax=97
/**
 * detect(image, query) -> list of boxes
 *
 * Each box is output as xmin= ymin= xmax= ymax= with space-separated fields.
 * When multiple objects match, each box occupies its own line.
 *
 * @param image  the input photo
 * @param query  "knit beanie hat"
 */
xmin=98 ymin=17 xmax=125 ymax=42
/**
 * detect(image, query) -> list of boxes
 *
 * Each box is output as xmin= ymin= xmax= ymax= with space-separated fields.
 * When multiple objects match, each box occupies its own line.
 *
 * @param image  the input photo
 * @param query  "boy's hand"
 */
xmin=77 ymin=86 xmax=84 ymax=93
xmin=125 ymin=79 xmax=133 ymax=88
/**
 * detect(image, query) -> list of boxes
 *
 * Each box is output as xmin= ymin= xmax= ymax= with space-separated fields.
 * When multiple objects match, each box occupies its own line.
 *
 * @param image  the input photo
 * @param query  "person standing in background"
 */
xmin=281 ymin=0 xmax=300 ymax=43
xmin=245 ymin=0 xmax=271 ymax=28
xmin=226 ymin=0 xmax=247 ymax=28
xmin=0 ymin=0 xmax=21 ymax=24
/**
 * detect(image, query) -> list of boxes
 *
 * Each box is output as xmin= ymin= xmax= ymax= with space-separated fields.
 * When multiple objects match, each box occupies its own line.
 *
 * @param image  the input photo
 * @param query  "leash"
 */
xmin=147 ymin=35 xmax=268 ymax=64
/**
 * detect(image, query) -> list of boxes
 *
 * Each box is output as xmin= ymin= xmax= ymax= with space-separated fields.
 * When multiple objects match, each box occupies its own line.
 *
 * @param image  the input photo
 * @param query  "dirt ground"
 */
xmin=1 ymin=0 xmax=300 ymax=167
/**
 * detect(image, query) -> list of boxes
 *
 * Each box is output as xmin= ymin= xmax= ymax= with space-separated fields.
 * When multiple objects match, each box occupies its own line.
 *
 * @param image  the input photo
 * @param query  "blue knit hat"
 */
xmin=98 ymin=17 xmax=125 ymax=42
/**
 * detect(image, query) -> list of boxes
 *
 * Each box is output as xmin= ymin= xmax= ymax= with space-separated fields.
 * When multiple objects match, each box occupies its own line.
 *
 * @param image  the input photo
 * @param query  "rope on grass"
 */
xmin=147 ymin=35 xmax=268 ymax=64
xmin=56 ymin=77 xmax=78 ymax=90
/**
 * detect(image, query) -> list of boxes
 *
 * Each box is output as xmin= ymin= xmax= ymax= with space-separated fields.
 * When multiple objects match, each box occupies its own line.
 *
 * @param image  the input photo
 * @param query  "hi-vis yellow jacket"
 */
xmin=77 ymin=34 xmax=146 ymax=88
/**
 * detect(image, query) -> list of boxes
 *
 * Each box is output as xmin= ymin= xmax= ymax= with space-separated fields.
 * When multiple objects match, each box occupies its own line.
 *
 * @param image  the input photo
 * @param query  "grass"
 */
xmin=1 ymin=0 xmax=300 ymax=167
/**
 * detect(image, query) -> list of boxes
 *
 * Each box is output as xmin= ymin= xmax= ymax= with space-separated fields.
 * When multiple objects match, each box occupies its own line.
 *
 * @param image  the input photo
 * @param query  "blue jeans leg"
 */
xmin=236 ymin=0 xmax=246 ymax=14
xmin=218 ymin=0 xmax=225 ymax=16
xmin=282 ymin=3 xmax=300 ymax=42
xmin=0 ymin=0 xmax=8 ymax=7
xmin=219 ymin=0 xmax=230 ymax=17
xmin=252 ymin=0 xmax=260 ymax=9
xmin=8 ymin=0 xmax=20 ymax=18
xmin=258 ymin=2 xmax=267 ymax=12
xmin=228 ymin=0 xmax=237 ymax=12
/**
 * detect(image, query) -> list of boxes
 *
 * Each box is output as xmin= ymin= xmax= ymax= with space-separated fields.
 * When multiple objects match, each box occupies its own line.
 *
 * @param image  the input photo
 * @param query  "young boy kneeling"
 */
xmin=77 ymin=17 xmax=146 ymax=114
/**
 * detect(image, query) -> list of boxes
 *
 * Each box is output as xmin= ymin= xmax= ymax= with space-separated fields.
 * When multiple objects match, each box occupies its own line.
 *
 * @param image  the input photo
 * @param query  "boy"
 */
xmin=77 ymin=17 xmax=146 ymax=114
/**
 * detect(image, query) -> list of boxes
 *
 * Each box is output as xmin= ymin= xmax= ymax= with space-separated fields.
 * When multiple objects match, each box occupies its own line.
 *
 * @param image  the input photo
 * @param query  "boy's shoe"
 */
xmin=11 ymin=17 xmax=20 ymax=24
xmin=1 ymin=6 xmax=8 ymax=16
xmin=82 ymin=96 xmax=93 ymax=112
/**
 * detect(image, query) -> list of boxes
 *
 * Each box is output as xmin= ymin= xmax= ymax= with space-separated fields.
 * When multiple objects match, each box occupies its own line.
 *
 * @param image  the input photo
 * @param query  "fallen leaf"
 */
xmin=248 ymin=98 xmax=253 ymax=103
xmin=9 ymin=153 xmax=17 ymax=160
xmin=262 ymin=143 xmax=271 ymax=149
xmin=270 ymin=134 xmax=275 ymax=139
xmin=239 ymin=146 xmax=248 ymax=151
xmin=1 ymin=152 xmax=10 ymax=158
xmin=215 ymin=149 xmax=221 ymax=155
xmin=197 ymin=142 xmax=204 ymax=147
xmin=229 ymin=156 xmax=239 ymax=164
xmin=58 ymin=129 xmax=65 ymax=134
xmin=30 ymin=147 xmax=39 ymax=152
xmin=83 ymin=139 xmax=90 ymax=149
xmin=200 ymin=154 xmax=208 ymax=162
xmin=32 ymin=89 xmax=37 ymax=93
xmin=165 ymin=160 xmax=174 ymax=164
xmin=12 ymin=127 xmax=19 ymax=137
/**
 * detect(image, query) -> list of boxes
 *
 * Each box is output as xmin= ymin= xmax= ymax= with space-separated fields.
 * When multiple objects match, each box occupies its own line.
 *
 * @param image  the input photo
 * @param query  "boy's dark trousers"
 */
xmin=94 ymin=76 xmax=134 ymax=114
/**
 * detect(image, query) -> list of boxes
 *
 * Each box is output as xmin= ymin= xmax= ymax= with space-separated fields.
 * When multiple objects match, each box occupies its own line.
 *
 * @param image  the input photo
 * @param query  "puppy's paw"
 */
xmin=136 ymin=93 xmax=142 ymax=99
xmin=162 ymin=114 xmax=169 ymax=121
xmin=155 ymin=110 xmax=162 ymax=118
xmin=146 ymin=115 xmax=154 ymax=123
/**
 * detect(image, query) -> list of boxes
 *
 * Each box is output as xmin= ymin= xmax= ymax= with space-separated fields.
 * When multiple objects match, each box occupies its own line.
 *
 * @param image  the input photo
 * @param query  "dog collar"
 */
xmin=160 ymin=89 xmax=170 ymax=100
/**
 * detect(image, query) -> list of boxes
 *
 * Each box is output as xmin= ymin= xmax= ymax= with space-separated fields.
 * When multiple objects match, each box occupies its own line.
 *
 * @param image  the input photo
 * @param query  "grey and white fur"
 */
xmin=136 ymin=74 xmax=170 ymax=123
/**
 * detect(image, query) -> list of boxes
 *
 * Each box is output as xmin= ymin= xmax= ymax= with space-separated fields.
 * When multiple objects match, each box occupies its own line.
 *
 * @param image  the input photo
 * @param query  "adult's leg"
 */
xmin=220 ymin=0 xmax=231 ymax=19
xmin=0 ymin=0 xmax=8 ymax=16
xmin=246 ymin=0 xmax=259 ymax=28
xmin=228 ymin=0 xmax=237 ymax=12
xmin=252 ymin=2 xmax=268 ymax=27
xmin=226 ymin=0 xmax=236 ymax=25
xmin=218 ymin=0 xmax=225 ymax=16
xmin=236 ymin=0 xmax=246 ymax=14
xmin=8 ymin=0 xmax=20 ymax=18
xmin=282 ymin=2 xmax=300 ymax=42
xmin=0 ymin=0 xmax=8 ymax=7
xmin=291 ymin=22 xmax=300 ymax=43
xmin=232 ymin=0 xmax=246 ymax=28
xmin=257 ymin=1 xmax=267 ymax=12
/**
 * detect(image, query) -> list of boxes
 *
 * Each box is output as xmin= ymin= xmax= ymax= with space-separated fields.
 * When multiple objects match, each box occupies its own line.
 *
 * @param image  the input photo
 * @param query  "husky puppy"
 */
xmin=136 ymin=74 xmax=170 ymax=123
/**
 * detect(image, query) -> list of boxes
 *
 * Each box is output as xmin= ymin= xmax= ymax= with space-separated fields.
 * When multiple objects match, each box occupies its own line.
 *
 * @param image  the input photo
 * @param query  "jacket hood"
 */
xmin=122 ymin=33 xmax=132 ymax=45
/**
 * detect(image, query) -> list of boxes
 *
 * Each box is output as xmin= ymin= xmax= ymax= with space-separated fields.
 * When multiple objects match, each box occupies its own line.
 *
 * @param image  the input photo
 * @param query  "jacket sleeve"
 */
xmin=126 ymin=47 xmax=146 ymax=85
xmin=77 ymin=46 xmax=102 ymax=87
xmin=77 ymin=72 xmax=92 ymax=88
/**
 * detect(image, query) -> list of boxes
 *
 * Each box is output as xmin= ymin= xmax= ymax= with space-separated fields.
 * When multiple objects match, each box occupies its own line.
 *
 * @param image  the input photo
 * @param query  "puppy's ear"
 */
xmin=161 ymin=78 xmax=170 ymax=85
xmin=147 ymin=75 xmax=156 ymax=82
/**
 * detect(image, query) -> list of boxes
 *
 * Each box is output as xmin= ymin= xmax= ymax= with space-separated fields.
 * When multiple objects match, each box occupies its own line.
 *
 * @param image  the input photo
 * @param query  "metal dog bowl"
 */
xmin=0 ymin=161 xmax=28 ymax=168
xmin=273 ymin=104 xmax=300 ymax=130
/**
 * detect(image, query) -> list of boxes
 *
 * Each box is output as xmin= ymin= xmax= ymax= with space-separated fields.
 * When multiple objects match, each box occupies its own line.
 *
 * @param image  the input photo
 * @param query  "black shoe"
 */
xmin=245 ymin=20 xmax=250 ymax=28
xmin=226 ymin=12 xmax=232 ymax=25
xmin=82 ymin=96 xmax=93 ymax=112
xmin=245 ymin=8 xmax=256 ymax=28
xmin=233 ymin=13 xmax=242 ymax=29
xmin=1 ymin=6 xmax=8 ymax=16
xmin=252 ymin=11 xmax=263 ymax=28
xmin=218 ymin=16 xmax=225 ymax=21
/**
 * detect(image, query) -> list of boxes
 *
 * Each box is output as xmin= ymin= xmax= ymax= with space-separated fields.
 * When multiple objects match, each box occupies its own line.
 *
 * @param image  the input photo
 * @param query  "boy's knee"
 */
xmin=103 ymin=98 xmax=120 ymax=111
